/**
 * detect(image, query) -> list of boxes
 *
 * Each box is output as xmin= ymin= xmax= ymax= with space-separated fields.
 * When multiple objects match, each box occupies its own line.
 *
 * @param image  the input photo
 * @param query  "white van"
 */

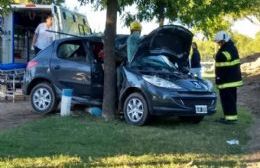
xmin=0 ymin=3 xmax=91 ymax=64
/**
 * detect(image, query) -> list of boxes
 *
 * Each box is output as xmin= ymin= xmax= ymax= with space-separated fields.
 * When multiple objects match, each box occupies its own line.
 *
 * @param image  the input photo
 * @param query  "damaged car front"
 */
xmin=118 ymin=25 xmax=217 ymax=125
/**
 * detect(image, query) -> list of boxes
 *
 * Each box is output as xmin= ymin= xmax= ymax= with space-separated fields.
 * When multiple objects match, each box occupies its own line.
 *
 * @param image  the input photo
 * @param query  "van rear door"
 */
xmin=0 ymin=12 xmax=13 ymax=64
xmin=51 ymin=5 xmax=91 ymax=39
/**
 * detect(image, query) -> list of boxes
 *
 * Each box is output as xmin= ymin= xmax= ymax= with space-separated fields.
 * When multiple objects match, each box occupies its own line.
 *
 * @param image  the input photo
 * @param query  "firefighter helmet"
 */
xmin=214 ymin=31 xmax=231 ymax=42
xmin=130 ymin=21 xmax=142 ymax=31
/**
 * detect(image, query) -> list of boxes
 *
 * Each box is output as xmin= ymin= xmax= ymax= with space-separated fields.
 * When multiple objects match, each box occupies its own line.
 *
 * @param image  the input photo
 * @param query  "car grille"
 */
xmin=178 ymin=98 xmax=215 ymax=108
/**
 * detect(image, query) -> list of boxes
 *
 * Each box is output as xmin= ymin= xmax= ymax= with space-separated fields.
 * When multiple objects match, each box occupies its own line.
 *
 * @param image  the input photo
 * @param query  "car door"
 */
xmin=50 ymin=39 xmax=91 ymax=97
xmin=89 ymin=41 xmax=104 ymax=99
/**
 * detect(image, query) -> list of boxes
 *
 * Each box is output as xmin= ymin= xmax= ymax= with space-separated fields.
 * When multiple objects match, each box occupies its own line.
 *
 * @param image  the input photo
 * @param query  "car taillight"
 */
xmin=27 ymin=60 xmax=38 ymax=69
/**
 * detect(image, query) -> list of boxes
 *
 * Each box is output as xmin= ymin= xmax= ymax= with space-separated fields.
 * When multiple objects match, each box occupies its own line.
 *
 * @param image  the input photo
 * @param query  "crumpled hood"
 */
xmin=132 ymin=25 xmax=193 ymax=63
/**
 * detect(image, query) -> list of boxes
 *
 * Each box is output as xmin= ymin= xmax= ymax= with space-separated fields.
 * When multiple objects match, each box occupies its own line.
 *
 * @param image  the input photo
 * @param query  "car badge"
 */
xmin=192 ymin=82 xmax=202 ymax=89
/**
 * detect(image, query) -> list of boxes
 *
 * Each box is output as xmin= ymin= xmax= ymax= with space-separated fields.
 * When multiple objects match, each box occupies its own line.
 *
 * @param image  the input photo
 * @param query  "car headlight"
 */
xmin=142 ymin=75 xmax=182 ymax=89
xmin=205 ymin=80 xmax=214 ymax=91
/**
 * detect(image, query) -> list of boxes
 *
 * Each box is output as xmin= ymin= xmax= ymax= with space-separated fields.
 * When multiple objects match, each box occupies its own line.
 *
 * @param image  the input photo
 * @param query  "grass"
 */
xmin=0 ymin=102 xmax=252 ymax=168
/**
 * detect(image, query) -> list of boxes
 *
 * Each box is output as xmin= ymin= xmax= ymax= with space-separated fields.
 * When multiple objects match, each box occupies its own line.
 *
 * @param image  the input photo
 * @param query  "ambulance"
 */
xmin=0 ymin=1 xmax=91 ymax=65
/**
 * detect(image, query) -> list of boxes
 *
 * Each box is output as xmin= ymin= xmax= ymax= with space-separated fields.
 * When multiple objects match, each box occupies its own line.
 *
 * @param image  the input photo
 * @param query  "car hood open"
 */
xmin=131 ymin=25 xmax=193 ymax=64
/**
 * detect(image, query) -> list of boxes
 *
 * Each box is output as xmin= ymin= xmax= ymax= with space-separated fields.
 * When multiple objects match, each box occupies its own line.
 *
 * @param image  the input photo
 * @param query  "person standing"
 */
xmin=127 ymin=21 xmax=142 ymax=62
xmin=190 ymin=42 xmax=202 ymax=78
xmin=31 ymin=14 xmax=53 ymax=55
xmin=214 ymin=31 xmax=243 ymax=124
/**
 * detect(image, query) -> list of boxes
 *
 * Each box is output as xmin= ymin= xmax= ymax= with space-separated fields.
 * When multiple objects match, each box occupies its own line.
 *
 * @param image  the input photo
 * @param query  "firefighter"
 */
xmin=127 ymin=21 xmax=142 ymax=62
xmin=214 ymin=31 xmax=243 ymax=124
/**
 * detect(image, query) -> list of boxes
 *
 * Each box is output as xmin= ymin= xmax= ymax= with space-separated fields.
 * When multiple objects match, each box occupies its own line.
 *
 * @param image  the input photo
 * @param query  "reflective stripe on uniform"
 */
xmin=225 ymin=115 xmax=238 ymax=121
xmin=222 ymin=51 xmax=232 ymax=61
xmin=215 ymin=59 xmax=240 ymax=67
xmin=217 ymin=81 xmax=243 ymax=89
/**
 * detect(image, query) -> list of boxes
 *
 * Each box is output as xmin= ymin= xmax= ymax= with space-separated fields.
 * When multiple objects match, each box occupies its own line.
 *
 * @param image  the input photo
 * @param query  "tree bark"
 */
xmin=102 ymin=0 xmax=118 ymax=120
xmin=159 ymin=17 xmax=165 ymax=27
xmin=157 ymin=1 xmax=165 ymax=27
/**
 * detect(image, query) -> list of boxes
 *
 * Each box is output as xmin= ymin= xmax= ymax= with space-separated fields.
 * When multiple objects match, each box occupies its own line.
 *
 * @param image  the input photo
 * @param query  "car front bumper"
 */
xmin=143 ymin=86 xmax=217 ymax=116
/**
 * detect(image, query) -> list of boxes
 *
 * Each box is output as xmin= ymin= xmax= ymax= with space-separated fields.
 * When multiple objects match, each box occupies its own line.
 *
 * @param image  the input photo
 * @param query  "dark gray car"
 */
xmin=23 ymin=25 xmax=216 ymax=125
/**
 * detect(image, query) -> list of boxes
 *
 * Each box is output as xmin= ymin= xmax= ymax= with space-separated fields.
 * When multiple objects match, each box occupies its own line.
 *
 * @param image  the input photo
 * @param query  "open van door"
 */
xmin=51 ymin=5 xmax=91 ymax=39
xmin=0 ymin=12 xmax=13 ymax=64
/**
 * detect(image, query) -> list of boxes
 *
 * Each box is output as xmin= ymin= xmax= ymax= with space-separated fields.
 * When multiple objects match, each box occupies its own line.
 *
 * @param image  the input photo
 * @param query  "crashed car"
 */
xmin=23 ymin=25 xmax=217 ymax=125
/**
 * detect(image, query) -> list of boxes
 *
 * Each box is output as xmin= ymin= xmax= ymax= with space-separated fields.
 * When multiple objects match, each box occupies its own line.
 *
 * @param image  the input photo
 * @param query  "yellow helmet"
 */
xmin=130 ymin=21 xmax=142 ymax=31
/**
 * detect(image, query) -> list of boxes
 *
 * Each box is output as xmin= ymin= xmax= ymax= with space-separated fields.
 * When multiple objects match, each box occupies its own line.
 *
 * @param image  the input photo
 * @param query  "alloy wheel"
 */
xmin=33 ymin=88 xmax=52 ymax=111
xmin=126 ymin=98 xmax=144 ymax=123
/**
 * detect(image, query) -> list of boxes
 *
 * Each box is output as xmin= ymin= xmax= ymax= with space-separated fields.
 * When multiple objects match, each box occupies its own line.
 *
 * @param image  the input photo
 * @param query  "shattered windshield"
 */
xmin=131 ymin=55 xmax=178 ymax=72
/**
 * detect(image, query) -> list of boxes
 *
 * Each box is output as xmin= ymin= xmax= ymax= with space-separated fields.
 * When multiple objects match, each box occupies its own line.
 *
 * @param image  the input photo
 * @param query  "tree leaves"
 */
xmin=0 ymin=0 xmax=12 ymax=15
xmin=119 ymin=0 xmax=259 ymax=37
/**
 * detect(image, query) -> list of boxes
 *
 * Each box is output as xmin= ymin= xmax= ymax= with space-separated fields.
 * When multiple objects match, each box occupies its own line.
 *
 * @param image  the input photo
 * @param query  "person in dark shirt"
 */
xmin=190 ymin=42 xmax=202 ymax=78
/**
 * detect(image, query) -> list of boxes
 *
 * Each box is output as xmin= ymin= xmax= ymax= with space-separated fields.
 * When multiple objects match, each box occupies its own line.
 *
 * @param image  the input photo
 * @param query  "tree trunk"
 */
xmin=158 ymin=1 xmax=165 ymax=27
xmin=102 ymin=0 xmax=118 ymax=120
xmin=159 ymin=17 xmax=164 ymax=27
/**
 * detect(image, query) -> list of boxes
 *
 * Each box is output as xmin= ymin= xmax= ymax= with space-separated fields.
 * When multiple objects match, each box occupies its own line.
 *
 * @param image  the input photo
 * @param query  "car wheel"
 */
xmin=123 ymin=93 xmax=149 ymax=126
xmin=179 ymin=116 xmax=204 ymax=124
xmin=30 ymin=83 xmax=58 ymax=114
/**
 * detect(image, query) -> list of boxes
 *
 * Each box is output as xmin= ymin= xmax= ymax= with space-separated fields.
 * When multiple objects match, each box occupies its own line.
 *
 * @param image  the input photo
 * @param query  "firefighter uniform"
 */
xmin=215 ymin=40 xmax=243 ymax=121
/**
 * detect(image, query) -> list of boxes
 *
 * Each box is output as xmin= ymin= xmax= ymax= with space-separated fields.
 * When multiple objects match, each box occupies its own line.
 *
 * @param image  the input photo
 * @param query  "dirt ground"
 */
xmin=0 ymin=54 xmax=259 ymax=166
xmin=0 ymin=100 xmax=43 ymax=130
xmin=239 ymin=54 xmax=260 ymax=167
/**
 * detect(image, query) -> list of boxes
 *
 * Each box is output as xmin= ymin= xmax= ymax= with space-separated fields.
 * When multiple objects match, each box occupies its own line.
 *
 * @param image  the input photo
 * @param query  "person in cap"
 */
xmin=127 ymin=21 xmax=142 ymax=62
xmin=214 ymin=31 xmax=243 ymax=124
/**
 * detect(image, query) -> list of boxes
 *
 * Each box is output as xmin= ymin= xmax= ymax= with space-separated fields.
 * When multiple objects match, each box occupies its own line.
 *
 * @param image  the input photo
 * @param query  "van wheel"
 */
xmin=179 ymin=116 xmax=204 ymax=124
xmin=123 ymin=93 xmax=149 ymax=126
xmin=30 ymin=83 xmax=58 ymax=114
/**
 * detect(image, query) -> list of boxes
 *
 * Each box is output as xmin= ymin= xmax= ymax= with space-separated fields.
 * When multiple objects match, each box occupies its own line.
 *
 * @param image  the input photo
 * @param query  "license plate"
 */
xmin=195 ymin=105 xmax=207 ymax=114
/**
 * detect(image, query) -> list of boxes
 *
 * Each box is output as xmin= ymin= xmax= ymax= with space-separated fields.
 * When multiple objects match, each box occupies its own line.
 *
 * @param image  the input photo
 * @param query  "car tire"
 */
xmin=123 ymin=93 xmax=149 ymax=126
xmin=30 ymin=83 xmax=58 ymax=114
xmin=179 ymin=116 xmax=204 ymax=124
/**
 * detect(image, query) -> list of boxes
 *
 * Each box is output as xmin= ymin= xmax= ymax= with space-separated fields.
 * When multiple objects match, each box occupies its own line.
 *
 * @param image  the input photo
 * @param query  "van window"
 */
xmin=72 ymin=14 xmax=76 ymax=22
xmin=57 ymin=41 xmax=88 ymax=63
xmin=78 ymin=24 xmax=85 ymax=35
xmin=62 ymin=12 xmax=66 ymax=20
xmin=54 ymin=6 xmax=58 ymax=14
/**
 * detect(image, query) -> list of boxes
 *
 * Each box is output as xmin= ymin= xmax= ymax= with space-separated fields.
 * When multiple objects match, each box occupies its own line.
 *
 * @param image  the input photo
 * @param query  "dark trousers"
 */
xmin=34 ymin=46 xmax=41 ymax=55
xmin=219 ymin=87 xmax=237 ymax=117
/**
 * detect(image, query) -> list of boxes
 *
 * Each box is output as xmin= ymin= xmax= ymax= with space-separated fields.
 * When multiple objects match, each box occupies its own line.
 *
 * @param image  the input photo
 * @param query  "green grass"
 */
xmin=0 ymin=103 xmax=252 ymax=168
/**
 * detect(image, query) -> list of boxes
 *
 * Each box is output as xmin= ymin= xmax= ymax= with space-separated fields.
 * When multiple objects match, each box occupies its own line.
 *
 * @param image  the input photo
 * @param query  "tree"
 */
xmin=79 ymin=0 xmax=125 ymax=120
xmin=123 ymin=0 xmax=259 ymax=37
xmin=102 ymin=0 xmax=118 ymax=120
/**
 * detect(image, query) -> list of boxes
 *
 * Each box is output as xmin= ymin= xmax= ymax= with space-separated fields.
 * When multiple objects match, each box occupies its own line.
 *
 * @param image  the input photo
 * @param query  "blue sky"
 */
xmin=64 ymin=0 xmax=260 ymax=38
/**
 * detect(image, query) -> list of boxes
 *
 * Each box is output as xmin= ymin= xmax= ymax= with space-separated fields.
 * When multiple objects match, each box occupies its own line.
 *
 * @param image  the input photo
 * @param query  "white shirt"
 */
xmin=34 ymin=23 xmax=53 ymax=50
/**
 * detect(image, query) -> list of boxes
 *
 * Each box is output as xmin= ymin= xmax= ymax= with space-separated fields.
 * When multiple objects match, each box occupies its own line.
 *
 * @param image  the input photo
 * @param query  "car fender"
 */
xmin=118 ymin=67 xmax=153 ymax=113
xmin=25 ymin=75 xmax=56 ymax=95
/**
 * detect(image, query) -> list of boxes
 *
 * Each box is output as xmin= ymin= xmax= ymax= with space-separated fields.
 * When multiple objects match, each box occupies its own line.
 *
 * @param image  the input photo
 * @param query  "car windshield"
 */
xmin=131 ymin=55 xmax=178 ymax=72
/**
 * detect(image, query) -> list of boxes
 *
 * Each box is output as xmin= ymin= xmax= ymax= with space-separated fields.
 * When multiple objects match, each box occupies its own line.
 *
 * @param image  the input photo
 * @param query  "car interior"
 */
xmin=57 ymin=41 xmax=87 ymax=62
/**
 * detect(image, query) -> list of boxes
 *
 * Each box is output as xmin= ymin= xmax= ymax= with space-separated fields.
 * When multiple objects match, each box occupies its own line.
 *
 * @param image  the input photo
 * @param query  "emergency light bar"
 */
xmin=25 ymin=3 xmax=36 ymax=8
